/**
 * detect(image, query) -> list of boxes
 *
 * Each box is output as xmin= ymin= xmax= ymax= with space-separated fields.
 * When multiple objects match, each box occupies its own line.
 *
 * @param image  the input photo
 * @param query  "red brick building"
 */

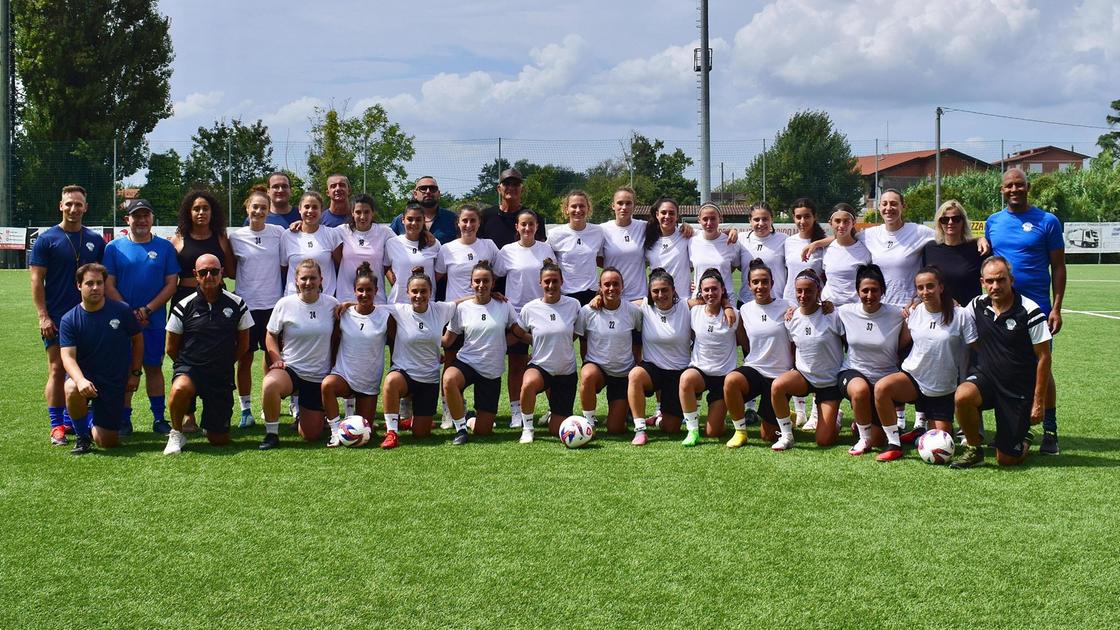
xmin=994 ymin=145 xmax=1090 ymax=174
xmin=855 ymin=148 xmax=992 ymax=207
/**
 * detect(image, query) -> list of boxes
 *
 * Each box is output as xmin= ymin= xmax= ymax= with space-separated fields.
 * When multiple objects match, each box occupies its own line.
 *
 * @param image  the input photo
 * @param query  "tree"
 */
xmin=184 ymin=118 xmax=274 ymax=214
xmin=627 ymin=133 xmax=699 ymax=205
xmin=140 ymin=149 xmax=185 ymax=224
xmin=901 ymin=170 xmax=1003 ymax=222
xmin=1097 ymin=99 xmax=1120 ymax=164
xmin=12 ymin=0 xmax=174 ymax=224
xmin=464 ymin=158 xmax=586 ymax=222
xmin=741 ymin=110 xmax=862 ymax=217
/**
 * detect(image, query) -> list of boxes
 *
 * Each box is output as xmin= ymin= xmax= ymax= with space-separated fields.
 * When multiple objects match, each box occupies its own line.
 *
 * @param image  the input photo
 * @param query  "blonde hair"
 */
xmin=933 ymin=199 xmax=974 ymax=243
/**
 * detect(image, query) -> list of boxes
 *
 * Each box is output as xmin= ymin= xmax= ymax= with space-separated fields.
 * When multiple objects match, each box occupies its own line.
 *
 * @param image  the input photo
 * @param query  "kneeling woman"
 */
xmin=678 ymin=268 xmax=739 ymax=447
xmin=628 ymin=267 xmax=692 ymax=445
xmin=380 ymin=267 xmax=457 ymax=449
xmin=260 ymin=259 xmax=339 ymax=449
xmin=770 ymin=269 xmax=844 ymax=450
xmin=442 ymin=260 xmax=522 ymax=445
xmin=321 ymin=262 xmax=391 ymax=447
xmin=578 ymin=267 xmax=643 ymax=435
xmin=872 ymin=266 xmax=977 ymax=461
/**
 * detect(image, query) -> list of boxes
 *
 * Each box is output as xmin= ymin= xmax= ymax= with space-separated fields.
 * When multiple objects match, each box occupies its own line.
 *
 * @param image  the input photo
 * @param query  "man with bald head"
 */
xmin=163 ymin=254 xmax=253 ymax=454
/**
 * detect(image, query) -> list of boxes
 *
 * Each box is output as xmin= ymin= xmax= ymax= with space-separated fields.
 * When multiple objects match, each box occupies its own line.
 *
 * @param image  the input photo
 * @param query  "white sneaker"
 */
xmin=519 ymin=428 xmax=534 ymax=444
xmin=794 ymin=409 xmax=807 ymax=428
xmin=771 ymin=435 xmax=795 ymax=451
xmin=163 ymin=429 xmax=185 ymax=455
xmin=440 ymin=412 xmax=454 ymax=430
xmin=649 ymin=409 xmax=663 ymax=428
xmin=509 ymin=410 xmax=523 ymax=429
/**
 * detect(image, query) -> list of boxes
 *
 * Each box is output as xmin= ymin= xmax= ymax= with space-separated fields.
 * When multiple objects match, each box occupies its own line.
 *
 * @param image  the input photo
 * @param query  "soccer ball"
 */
xmin=558 ymin=416 xmax=594 ymax=448
xmin=338 ymin=416 xmax=372 ymax=447
xmin=917 ymin=429 xmax=956 ymax=464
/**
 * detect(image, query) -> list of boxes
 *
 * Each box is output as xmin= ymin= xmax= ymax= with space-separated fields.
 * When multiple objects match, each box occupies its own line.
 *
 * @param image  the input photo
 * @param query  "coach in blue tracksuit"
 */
xmin=60 ymin=263 xmax=143 ymax=454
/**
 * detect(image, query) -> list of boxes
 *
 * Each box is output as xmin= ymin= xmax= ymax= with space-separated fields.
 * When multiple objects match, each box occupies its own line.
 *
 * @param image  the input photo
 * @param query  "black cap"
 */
xmin=499 ymin=168 xmax=524 ymax=183
xmin=125 ymin=199 xmax=155 ymax=215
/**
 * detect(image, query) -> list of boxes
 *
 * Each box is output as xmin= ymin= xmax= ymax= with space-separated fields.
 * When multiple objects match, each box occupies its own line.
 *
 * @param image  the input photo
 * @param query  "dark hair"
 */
xmin=515 ymin=207 xmax=538 ymax=224
xmin=471 ymin=258 xmax=494 ymax=280
xmin=407 ymin=265 xmax=432 ymax=290
xmin=795 ymin=268 xmax=822 ymax=289
xmin=598 ymin=266 xmax=624 ymax=291
xmin=749 ymin=202 xmax=775 ymax=235
xmin=402 ymin=202 xmax=433 ymax=250
xmin=915 ymin=265 xmax=953 ymax=326
xmin=177 ymin=190 xmax=226 ymax=238
xmin=855 ymin=263 xmax=886 ymax=293
xmin=540 ymin=257 xmax=563 ymax=281
xmin=354 ymin=261 xmax=378 ymax=291
xmin=347 ymin=193 xmax=379 ymax=231
xmin=791 ymin=197 xmax=826 ymax=241
xmin=646 ymin=267 xmax=678 ymax=305
xmin=644 ymin=197 xmax=679 ymax=251
xmin=830 ymin=202 xmax=859 ymax=236
xmin=61 ymin=184 xmax=87 ymax=198
xmin=75 ymin=262 xmax=107 ymax=284
xmin=747 ymin=257 xmax=773 ymax=284
xmin=695 ymin=267 xmax=728 ymax=301
xmin=267 ymin=171 xmax=291 ymax=185
xmin=881 ymin=188 xmax=905 ymax=204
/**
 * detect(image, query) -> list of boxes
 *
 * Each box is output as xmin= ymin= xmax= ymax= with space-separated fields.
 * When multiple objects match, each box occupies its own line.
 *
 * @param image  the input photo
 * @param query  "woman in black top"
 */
xmin=921 ymin=200 xmax=988 ymax=305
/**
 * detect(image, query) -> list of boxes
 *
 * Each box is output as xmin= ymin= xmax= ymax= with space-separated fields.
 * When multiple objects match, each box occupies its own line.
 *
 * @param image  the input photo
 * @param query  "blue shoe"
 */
xmin=238 ymin=409 xmax=255 ymax=429
xmin=152 ymin=419 xmax=172 ymax=435
xmin=119 ymin=417 xmax=134 ymax=438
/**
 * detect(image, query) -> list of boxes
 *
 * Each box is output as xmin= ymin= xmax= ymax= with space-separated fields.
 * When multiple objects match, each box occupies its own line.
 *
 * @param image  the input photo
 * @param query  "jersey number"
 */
xmin=418 ymin=322 xmax=425 ymax=330
xmin=307 ymin=240 xmax=314 ymax=248
xmin=707 ymin=325 xmax=714 ymax=333
xmin=761 ymin=314 xmax=767 ymax=322
xmin=549 ymin=314 xmax=556 ymax=321
xmin=660 ymin=316 xmax=667 ymax=323
xmin=756 ymin=244 xmax=763 ymax=251
xmin=929 ymin=321 xmax=937 ymax=330
xmin=309 ymin=311 xmax=317 ymax=319
xmin=359 ymin=322 xmax=365 ymax=330
xmin=866 ymin=323 xmax=873 ymax=331
xmin=467 ymin=253 xmax=474 ymax=260
xmin=608 ymin=321 xmax=615 ymax=329
xmin=576 ymin=238 xmax=582 ymax=245
xmin=254 ymin=237 xmax=261 ymax=245
xmin=804 ymin=326 xmax=812 ymax=335
xmin=624 ymin=235 xmax=631 ymax=242
xmin=481 ymin=314 xmax=487 ymax=321
xmin=411 ymin=248 xmax=418 ymax=254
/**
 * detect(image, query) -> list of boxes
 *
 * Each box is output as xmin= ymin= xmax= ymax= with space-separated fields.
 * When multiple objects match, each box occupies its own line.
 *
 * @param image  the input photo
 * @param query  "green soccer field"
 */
xmin=1 ymin=266 xmax=1118 ymax=628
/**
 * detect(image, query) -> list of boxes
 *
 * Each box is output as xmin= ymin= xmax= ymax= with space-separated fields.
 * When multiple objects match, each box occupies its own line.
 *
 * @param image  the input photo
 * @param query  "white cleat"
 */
xmin=771 ymin=435 xmax=795 ymax=451
xmin=509 ymin=411 xmax=523 ymax=429
xmin=163 ymin=429 xmax=186 ymax=455
xmin=519 ymin=428 xmax=534 ymax=444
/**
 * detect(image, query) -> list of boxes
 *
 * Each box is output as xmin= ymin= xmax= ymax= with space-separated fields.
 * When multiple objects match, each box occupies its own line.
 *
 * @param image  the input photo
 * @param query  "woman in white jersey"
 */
xmin=548 ymin=190 xmax=604 ymax=306
xmin=435 ymin=204 xmax=499 ymax=373
xmin=228 ymin=186 xmax=285 ymax=428
xmin=688 ymin=203 xmax=741 ymax=306
xmin=678 ymin=268 xmax=739 ymax=448
xmin=836 ymin=264 xmax=908 ymax=456
xmin=770 ymin=269 xmax=845 ymax=451
xmin=259 ymin=259 xmax=339 ymax=450
xmin=578 ymin=268 xmax=643 ymax=435
xmin=442 ymin=260 xmax=522 ymax=445
xmin=820 ymin=203 xmax=871 ymax=306
xmin=379 ymin=267 xmax=456 ymax=449
xmin=513 ymin=259 xmax=584 ymax=443
xmin=783 ymin=198 xmax=827 ymax=427
xmin=321 ymin=261 xmax=391 ymax=447
xmin=280 ymin=192 xmax=343 ymax=298
xmin=384 ymin=202 xmax=440 ymax=304
xmin=642 ymin=197 xmax=692 ymax=304
xmin=336 ymin=193 xmax=394 ymax=303
xmin=737 ymin=202 xmax=787 ymax=304
xmin=872 ymin=266 xmax=977 ymax=462
xmin=600 ymin=187 xmax=649 ymax=303
xmin=723 ymin=259 xmax=794 ymax=448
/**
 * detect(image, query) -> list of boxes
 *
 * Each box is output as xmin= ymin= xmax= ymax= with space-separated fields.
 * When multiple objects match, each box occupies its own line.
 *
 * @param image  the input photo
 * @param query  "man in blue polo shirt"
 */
xmin=320 ymin=173 xmax=352 ymax=227
xmin=29 ymin=184 xmax=106 ymax=446
xmin=985 ymin=168 xmax=1066 ymax=454
xmin=244 ymin=172 xmax=300 ymax=227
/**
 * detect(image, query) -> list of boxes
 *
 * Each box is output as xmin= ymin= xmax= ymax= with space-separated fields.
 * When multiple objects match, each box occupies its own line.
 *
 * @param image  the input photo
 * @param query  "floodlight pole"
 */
xmin=696 ymin=0 xmax=711 ymax=204
xmin=0 ymin=0 xmax=10 ymax=232
xmin=935 ymin=107 xmax=943 ymax=212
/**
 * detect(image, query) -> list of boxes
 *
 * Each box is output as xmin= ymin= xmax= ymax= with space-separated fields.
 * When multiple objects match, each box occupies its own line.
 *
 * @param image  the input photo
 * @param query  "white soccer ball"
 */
xmin=558 ymin=416 xmax=594 ymax=448
xmin=917 ymin=429 xmax=956 ymax=464
xmin=338 ymin=415 xmax=372 ymax=447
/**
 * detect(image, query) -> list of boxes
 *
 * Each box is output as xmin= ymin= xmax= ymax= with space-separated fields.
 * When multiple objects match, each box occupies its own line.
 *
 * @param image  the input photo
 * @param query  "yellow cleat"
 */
xmin=726 ymin=429 xmax=749 ymax=449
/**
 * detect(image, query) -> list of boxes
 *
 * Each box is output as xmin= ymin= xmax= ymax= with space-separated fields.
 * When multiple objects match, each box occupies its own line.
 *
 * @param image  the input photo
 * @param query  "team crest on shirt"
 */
xmin=86 ymin=242 xmax=95 ymax=251
xmin=1006 ymin=319 xmax=1017 ymax=331
xmin=147 ymin=251 xmax=158 ymax=260
xmin=223 ymin=307 xmax=234 ymax=318
xmin=358 ymin=238 xmax=366 ymax=246
xmin=109 ymin=318 xmax=120 ymax=329
xmin=1022 ymin=222 xmax=1033 ymax=232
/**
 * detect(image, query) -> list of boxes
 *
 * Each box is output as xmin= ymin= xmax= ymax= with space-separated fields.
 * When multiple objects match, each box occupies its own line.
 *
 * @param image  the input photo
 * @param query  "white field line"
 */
xmin=1066 ymin=309 xmax=1120 ymax=321
xmin=1068 ymin=279 xmax=1120 ymax=282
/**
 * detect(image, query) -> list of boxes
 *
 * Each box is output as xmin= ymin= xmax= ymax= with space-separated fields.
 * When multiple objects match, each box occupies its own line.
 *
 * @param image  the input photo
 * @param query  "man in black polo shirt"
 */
xmin=479 ymin=168 xmax=546 ymax=274
xmin=952 ymin=256 xmax=1052 ymax=468
xmin=163 ymin=254 xmax=252 ymax=454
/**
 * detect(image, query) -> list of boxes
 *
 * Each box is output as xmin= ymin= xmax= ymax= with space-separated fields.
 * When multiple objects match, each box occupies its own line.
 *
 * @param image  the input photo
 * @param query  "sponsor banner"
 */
xmin=1063 ymin=222 xmax=1120 ymax=253
xmin=0 ymin=227 xmax=27 ymax=250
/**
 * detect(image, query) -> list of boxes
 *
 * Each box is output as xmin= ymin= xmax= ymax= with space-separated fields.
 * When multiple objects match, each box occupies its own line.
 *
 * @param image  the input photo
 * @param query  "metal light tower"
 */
xmin=1 ymin=0 xmax=11 ymax=230
xmin=695 ymin=0 xmax=712 ymax=204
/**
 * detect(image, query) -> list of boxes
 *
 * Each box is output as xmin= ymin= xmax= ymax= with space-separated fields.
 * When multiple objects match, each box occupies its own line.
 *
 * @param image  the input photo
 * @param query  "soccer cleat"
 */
xmin=181 ymin=418 xmax=199 ymax=434
xmin=380 ymin=430 xmax=399 ymax=449
xmin=631 ymin=431 xmax=648 ymax=446
xmin=900 ymin=426 xmax=926 ymax=445
xmin=258 ymin=432 xmax=280 ymax=450
xmin=238 ymin=409 xmax=255 ymax=429
xmin=743 ymin=409 xmax=762 ymax=426
xmin=681 ymin=429 xmax=701 ymax=447
xmin=118 ymin=417 xmax=133 ymax=438
xmin=50 ymin=426 xmax=68 ymax=446
xmin=440 ymin=415 xmax=454 ymax=431
xmin=71 ymin=437 xmax=92 ymax=455
xmin=399 ymin=417 xmax=413 ymax=432
xmin=848 ymin=439 xmax=871 ymax=456
xmin=163 ymin=430 xmax=186 ymax=455
xmin=950 ymin=444 xmax=985 ymax=469
xmin=649 ymin=409 xmax=663 ymax=428
xmin=452 ymin=429 xmax=469 ymax=446
xmin=518 ymin=428 xmax=534 ymax=444
xmin=152 ymin=419 xmax=172 ymax=435
xmin=509 ymin=411 xmax=523 ymax=429
xmin=726 ymin=430 xmax=749 ymax=449
xmin=875 ymin=444 xmax=903 ymax=462
xmin=771 ymin=435 xmax=795 ymax=451
xmin=326 ymin=434 xmax=342 ymax=448
xmin=1040 ymin=431 xmax=1059 ymax=455
xmin=794 ymin=409 xmax=807 ymax=428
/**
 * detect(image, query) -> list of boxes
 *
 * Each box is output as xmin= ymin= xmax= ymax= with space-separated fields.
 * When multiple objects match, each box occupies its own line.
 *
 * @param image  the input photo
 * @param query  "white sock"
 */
xmin=776 ymin=416 xmax=793 ymax=439
xmin=856 ymin=423 xmax=872 ymax=442
xmin=344 ymin=398 xmax=356 ymax=417
xmin=732 ymin=417 xmax=747 ymax=431
xmin=914 ymin=411 xmax=927 ymax=429
xmin=385 ymin=413 xmax=399 ymax=433
xmin=683 ymin=410 xmax=700 ymax=432
xmin=884 ymin=423 xmax=901 ymax=447
xmin=510 ymin=401 xmax=522 ymax=418
xmin=809 ymin=403 xmax=819 ymax=422
xmin=794 ymin=397 xmax=806 ymax=414
xmin=264 ymin=421 xmax=279 ymax=435
xmin=239 ymin=395 xmax=252 ymax=412
xmin=746 ymin=398 xmax=758 ymax=412
xmin=328 ymin=417 xmax=340 ymax=436
xmin=453 ymin=416 xmax=467 ymax=432
xmin=655 ymin=401 xmax=663 ymax=414
xmin=582 ymin=410 xmax=596 ymax=427
xmin=522 ymin=414 xmax=535 ymax=432
xmin=633 ymin=416 xmax=647 ymax=432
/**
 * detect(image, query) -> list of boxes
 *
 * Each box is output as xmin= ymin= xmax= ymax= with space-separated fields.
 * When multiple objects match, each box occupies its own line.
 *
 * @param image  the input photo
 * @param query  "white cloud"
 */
xmin=262 ymin=96 xmax=326 ymax=129
xmin=172 ymin=91 xmax=223 ymax=118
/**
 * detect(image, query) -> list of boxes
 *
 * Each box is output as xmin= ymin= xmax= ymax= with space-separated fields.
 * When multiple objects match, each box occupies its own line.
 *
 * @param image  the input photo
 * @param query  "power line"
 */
xmin=941 ymin=107 xmax=1114 ymax=131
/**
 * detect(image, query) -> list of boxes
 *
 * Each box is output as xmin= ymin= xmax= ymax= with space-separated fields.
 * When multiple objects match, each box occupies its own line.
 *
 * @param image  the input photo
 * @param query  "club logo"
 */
xmin=1006 ymin=319 xmax=1017 ymax=331
xmin=109 ymin=318 xmax=120 ymax=329
xmin=223 ymin=307 xmax=234 ymax=318
xmin=147 ymin=251 xmax=158 ymax=260
xmin=1022 ymin=222 xmax=1033 ymax=232
xmin=86 ymin=242 xmax=96 ymax=251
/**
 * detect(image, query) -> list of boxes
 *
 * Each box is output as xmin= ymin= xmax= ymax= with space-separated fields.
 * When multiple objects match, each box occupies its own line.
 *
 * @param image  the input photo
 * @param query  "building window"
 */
xmin=1058 ymin=163 xmax=1072 ymax=172
xmin=1028 ymin=162 xmax=1043 ymax=173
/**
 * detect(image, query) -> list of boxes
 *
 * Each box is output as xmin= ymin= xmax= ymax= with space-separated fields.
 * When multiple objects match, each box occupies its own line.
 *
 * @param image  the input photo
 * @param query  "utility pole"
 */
xmin=874 ymin=138 xmax=880 ymax=210
xmin=935 ymin=107 xmax=943 ymax=213
xmin=0 ymin=0 xmax=11 ymax=234
xmin=695 ymin=0 xmax=711 ymax=203
xmin=761 ymin=138 xmax=767 ymax=203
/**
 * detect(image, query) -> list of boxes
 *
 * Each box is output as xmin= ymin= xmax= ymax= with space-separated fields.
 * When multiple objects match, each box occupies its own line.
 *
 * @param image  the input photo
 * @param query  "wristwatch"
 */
xmin=130 ymin=369 xmax=143 ymax=377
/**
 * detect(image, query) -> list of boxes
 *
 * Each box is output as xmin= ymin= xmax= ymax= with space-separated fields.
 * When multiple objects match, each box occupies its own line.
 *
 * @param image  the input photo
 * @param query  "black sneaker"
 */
xmin=71 ymin=437 xmax=92 ymax=455
xmin=452 ymin=429 xmax=469 ymax=446
xmin=950 ymin=444 xmax=985 ymax=469
xmin=1040 ymin=431 xmax=1059 ymax=455
xmin=258 ymin=432 xmax=280 ymax=450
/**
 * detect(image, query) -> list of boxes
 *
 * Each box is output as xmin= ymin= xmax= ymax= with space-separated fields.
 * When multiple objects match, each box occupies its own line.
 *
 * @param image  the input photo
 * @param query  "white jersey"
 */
xmin=689 ymin=304 xmax=739 ymax=377
xmin=281 ymin=226 xmax=343 ymax=298
xmin=689 ymin=233 xmax=739 ymax=300
xmin=436 ymin=238 xmax=499 ymax=302
xmin=739 ymin=231 xmax=787 ymax=302
xmin=331 ymin=306 xmax=391 ymax=395
xmin=336 ymin=224 xmax=394 ymax=303
xmin=449 ymin=299 xmax=518 ymax=380
xmin=384 ymin=235 xmax=441 ymax=304
xmin=600 ymin=219 xmax=648 ymax=301
xmin=267 ymin=293 xmax=338 ymax=382
xmin=786 ymin=308 xmax=844 ymax=388
xmin=495 ymin=240 xmax=555 ymax=312
xmin=519 ymin=296 xmax=584 ymax=376
xmin=580 ymin=301 xmax=642 ymax=377
xmin=782 ymin=234 xmax=824 ymax=301
xmin=639 ymin=299 xmax=692 ymax=370
xmin=739 ymin=299 xmax=795 ymax=379
xmin=902 ymin=304 xmax=978 ymax=397
xmin=645 ymin=231 xmax=691 ymax=300
xmin=229 ymin=224 xmax=284 ymax=310
xmin=837 ymin=303 xmax=903 ymax=383
xmin=821 ymin=239 xmax=872 ymax=305
xmin=862 ymin=223 xmax=935 ymax=307
xmin=547 ymin=224 xmax=603 ymax=294
xmin=388 ymin=301 xmax=456 ymax=383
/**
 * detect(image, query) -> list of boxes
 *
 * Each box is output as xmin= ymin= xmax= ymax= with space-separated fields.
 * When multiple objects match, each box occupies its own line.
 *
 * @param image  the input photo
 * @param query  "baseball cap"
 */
xmin=125 ymin=199 xmax=155 ymax=215
xmin=499 ymin=168 xmax=524 ymax=183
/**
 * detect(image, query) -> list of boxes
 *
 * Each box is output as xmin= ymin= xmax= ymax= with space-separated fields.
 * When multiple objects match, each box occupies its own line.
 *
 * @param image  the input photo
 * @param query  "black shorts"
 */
xmin=902 ymin=371 xmax=954 ymax=422
xmin=837 ymin=369 xmax=882 ymax=426
xmin=391 ymin=369 xmax=439 ymax=417
xmin=639 ymin=361 xmax=683 ymax=417
xmin=966 ymin=368 xmax=1032 ymax=458
xmin=248 ymin=309 xmax=272 ymax=352
xmin=527 ymin=363 xmax=577 ymax=417
xmin=732 ymin=366 xmax=776 ymax=424
xmin=173 ymin=365 xmax=234 ymax=434
xmin=565 ymin=289 xmax=597 ymax=306
xmin=686 ymin=367 xmax=725 ymax=403
xmin=284 ymin=367 xmax=324 ymax=412
xmin=793 ymin=370 xmax=841 ymax=402
xmin=450 ymin=360 xmax=501 ymax=414
xmin=87 ymin=384 xmax=126 ymax=432
xmin=507 ymin=341 xmax=529 ymax=356
xmin=583 ymin=362 xmax=628 ymax=402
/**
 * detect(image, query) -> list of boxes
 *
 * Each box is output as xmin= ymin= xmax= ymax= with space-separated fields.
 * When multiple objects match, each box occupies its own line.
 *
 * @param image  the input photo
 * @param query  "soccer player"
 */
xmin=163 ymin=254 xmax=252 ymax=454
xmin=737 ymin=203 xmax=787 ymax=303
xmin=104 ymin=199 xmax=180 ymax=436
xmin=642 ymin=198 xmax=692 ymax=311
xmin=688 ymin=203 xmax=741 ymax=307
xmin=337 ymin=194 xmax=394 ymax=303
xmin=985 ymin=168 xmax=1065 ymax=454
xmin=280 ymin=192 xmax=343 ymax=298
xmin=820 ymin=204 xmax=872 ymax=306
xmin=30 ymin=184 xmax=106 ymax=445
xmin=628 ymin=267 xmax=692 ymax=445
xmin=782 ymin=199 xmax=826 ymax=428
xmin=384 ymin=202 xmax=440 ymax=304
xmin=578 ymin=268 xmax=643 ymax=435
xmin=59 ymin=263 xmax=143 ymax=454
xmin=678 ymin=268 xmax=739 ymax=447
xmin=951 ymin=256 xmax=1052 ymax=468
xmin=548 ymin=191 xmax=604 ymax=306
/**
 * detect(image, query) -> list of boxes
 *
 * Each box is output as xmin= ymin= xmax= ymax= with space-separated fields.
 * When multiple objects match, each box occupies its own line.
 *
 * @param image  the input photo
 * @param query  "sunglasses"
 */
xmin=939 ymin=215 xmax=963 ymax=225
xmin=196 ymin=268 xmax=222 ymax=277
xmin=416 ymin=185 xmax=438 ymax=192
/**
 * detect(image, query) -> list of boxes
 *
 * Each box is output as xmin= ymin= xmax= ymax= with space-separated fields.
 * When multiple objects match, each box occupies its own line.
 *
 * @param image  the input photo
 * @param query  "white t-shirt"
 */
xmin=821 ymin=239 xmax=873 ymax=305
xmin=739 ymin=231 xmax=787 ymax=302
xmin=689 ymin=233 xmax=739 ymax=301
xmin=902 ymin=304 xmax=978 ymax=397
xmin=689 ymin=304 xmax=739 ymax=377
xmin=336 ymin=225 xmax=394 ymax=303
xmin=639 ymin=299 xmax=692 ymax=370
xmin=547 ymin=224 xmax=603 ymax=294
xmin=862 ymin=223 xmax=935 ymax=307
xmin=495 ymin=240 xmax=555 ymax=312
xmin=519 ymin=296 xmax=584 ymax=376
xmin=388 ymin=301 xmax=456 ymax=383
xmin=580 ymin=301 xmax=642 ymax=377
xmin=384 ymin=235 xmax=441 ymax=304
xmin=782 ymin=234 xmax=824 ymax=301
xmin=436 ymin=238 xmax=499 ymax=302
xmin=281 ymin=226 xmax=343 ymax=298
xmin=449 ymin=298 xmax=519 ymax=380
xmin=739 ymin=299 xmax=794 ymax=379
xmin=786 ymin=308 xmax=844 ymax=388
xmin=600 ymin=219 xmax=648 ymax=301
xmin=645 ymin=231 xmax=691 ymax=300
xmin=331 ymin=306 xmax=391 ymax=395
xmin=837 ymin=303 xmax=904 ymax=383
xmin=229 ymin=224 xmax=284 ymax=310
xmin=266 ymin=293 xmax=339 ymax=382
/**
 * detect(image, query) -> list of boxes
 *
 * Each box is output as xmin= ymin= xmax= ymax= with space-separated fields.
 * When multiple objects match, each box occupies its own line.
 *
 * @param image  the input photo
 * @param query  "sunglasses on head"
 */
xmin=196 ymin=268 xmax=222 ymax=277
